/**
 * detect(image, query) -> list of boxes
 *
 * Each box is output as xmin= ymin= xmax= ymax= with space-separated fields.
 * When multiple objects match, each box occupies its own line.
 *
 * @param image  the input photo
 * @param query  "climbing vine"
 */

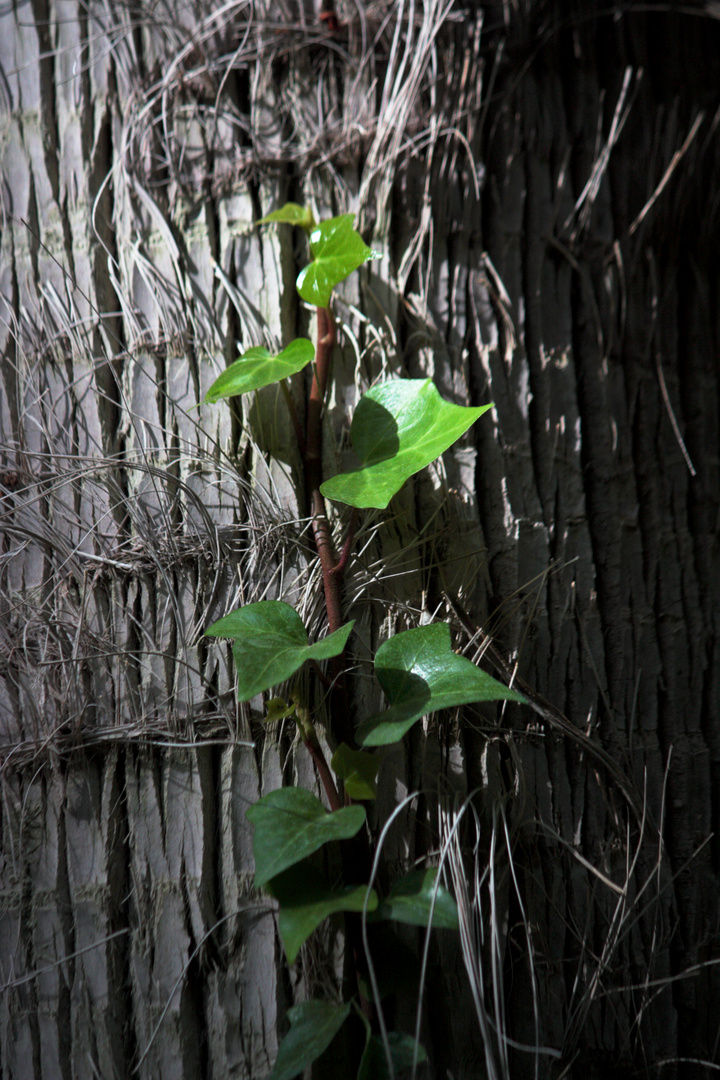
xmin=205 ymin=205 xmax=525 ymax=1079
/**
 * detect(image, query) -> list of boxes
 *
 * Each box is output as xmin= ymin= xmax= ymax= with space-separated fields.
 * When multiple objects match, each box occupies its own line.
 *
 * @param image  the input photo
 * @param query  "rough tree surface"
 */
xmin=1 ymin=2 xmax=718 ymax=1078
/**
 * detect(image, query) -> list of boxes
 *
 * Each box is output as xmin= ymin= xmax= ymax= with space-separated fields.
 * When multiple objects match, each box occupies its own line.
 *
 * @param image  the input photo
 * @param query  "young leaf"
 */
xmin=205 ymin=339 xmax=314 ymax=403
xmin=296 ymin=213 xmax=379 ymax=308
xmin=265 ymin=698 xmax=296 ymax=725
xmin=267 ymin=861 xmax=378 ymax=963
xmin=320 ymin=380 xmax=493 ymax=509
xmin=357 ymin=1033 xmax=427 ymax=1080
xmin=205 ymin=600 xmax=354 ymax=701
xmin=246 ymin=787 xmax=366 ymax=887
xmin=330 ymin=744 xmax=380 ymax=800
xmin=375 ymin=868 xmax=459 ymax=930
xmin=269 ymin=1000 xmax=351 ymax=1080
xmin=258 ymin=202 xmax=316 ymax=230
xmin=356 ymin=622 xmax=525 ymax=746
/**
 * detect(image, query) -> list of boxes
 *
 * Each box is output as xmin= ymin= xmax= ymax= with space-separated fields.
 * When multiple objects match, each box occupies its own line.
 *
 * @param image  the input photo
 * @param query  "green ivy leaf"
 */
xmin=258 ymin=202 xmax=316 ymax=230
xmin=356 ymin=622 xmax=525 ymax=746
xmin=357 ymin=1033 xmax=427 ymax=1080
xmin=205 ymin=339 xmax=314 ymax=403
xmin=269 ymin=1000 xmax=351 ymax=1080
xmin=246 ymin=787 xmax=366 ymax=887
xmin=375 ymin=868 xmax=459 ymax=931
xmin=296 ymin=214 xmax=379 ymax=308
xmin=205 ymin=601 xmax=354 ymax=701
xmin=320 ymin=380 xmax=493 ymax=509
xmin=330 ymin=744 xmax=380 ymax=800
xmin=267 ymin=862 xmax=377 ymax=963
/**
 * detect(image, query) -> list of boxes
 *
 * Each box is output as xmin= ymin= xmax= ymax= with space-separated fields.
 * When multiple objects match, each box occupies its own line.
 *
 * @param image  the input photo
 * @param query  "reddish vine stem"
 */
xmin=302 ymin=305 xmax=374 ymax=1030
xmin=304 ymin=308 xmax=345 ymax=633
xmin=302 ymin=306 xmax=359 ymax=755
xmin=301 ymin=733 xmax=342 ymax=812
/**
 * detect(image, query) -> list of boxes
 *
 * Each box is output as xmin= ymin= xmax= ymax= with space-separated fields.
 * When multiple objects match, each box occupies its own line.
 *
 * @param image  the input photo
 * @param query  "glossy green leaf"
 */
xmin=321 ymin=380 xmax=493 ymax=509
xmin=267 ymin=862 xmax=377 ymax=963
xmin=356 ymin=622 xmax=526 ymax=746
xmin=331 ymin=744 xmax=380 ymax=800
xmin=258 ymin=202 xmax=315 ymax=230
xmin=269 ymin=1000 xmax=351 ymax=1080
xmin=297 ymin=214 xmax=379 ymax=307
xmin=205 ymin=601 xmax=354 ymax=701
xmin=205 ymin=339 xmax=314 ymax=403
xmin=376 ymin=868 xmax=459 ymax=930
xmin=357 ymin=1033 xmax=427 ymax=1080
xmin=247 ymin=787 xmax=366 ymax=887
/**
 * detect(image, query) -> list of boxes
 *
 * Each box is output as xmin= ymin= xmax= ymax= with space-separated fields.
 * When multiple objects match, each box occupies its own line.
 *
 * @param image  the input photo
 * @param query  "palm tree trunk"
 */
xmin=1 ymin=3 xmax=719 ymax=1078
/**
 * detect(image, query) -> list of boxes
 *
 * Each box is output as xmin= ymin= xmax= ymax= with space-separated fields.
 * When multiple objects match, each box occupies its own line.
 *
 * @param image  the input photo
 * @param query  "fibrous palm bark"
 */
xmin=1 ymin=3 xmax=718 ymax=1078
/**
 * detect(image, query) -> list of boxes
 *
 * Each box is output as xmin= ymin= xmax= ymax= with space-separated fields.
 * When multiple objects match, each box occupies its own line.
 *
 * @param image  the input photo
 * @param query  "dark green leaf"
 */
xmin=356 ymin=622 xmax=525 ymax=746
xmin=269 ymin=1000 xmax=351 ymax=1080
xmin=330 ymin=744 xmax=380 ymax=800
xmin=357 ymin=1033 xmax=427 ymax=1080
xmin=268 ymin=862 xmax=377 ymax=963
xmin=376 ymin=868 xmax=459 ymax=930
xmin=296 ymin=214 xmax=379 ymax=308
xmin=320 ymin=380 xmax=493 ymax=509
xmin=205 ymin=600 xmax=354 ymax=701
xmin=246 ymin=787 xmax=366 ymax=887
xmin=205 ymin=339 xmax=314 ymax=403
xmin=258 ymin=202 xmax=315 ymax=230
